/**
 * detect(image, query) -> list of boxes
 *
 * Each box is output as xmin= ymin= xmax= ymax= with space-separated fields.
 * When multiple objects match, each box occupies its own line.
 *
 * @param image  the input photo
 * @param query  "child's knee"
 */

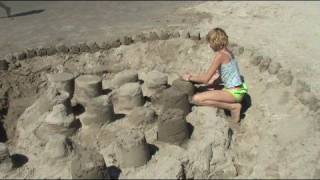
xmin=192 ymin=94 xmax=202 ymax=104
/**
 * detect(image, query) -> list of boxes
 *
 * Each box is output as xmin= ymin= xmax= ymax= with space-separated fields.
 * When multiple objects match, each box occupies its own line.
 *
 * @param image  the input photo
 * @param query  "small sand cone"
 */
xmin=115 ymin=129 xmax=151 ymax=168
xmin=74 ymin=75 xmax=102 ymax=106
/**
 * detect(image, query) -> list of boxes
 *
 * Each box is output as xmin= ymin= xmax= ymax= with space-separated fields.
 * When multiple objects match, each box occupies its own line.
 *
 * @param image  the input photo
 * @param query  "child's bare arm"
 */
xmin=188 ymin=54 xmax=222 ymax=84
xmin=207 ymin=71 xmax=220 ymax=85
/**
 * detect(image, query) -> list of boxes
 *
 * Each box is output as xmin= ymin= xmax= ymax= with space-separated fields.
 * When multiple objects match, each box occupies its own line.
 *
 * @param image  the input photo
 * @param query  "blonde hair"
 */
xmin=206 ymin=27 xmax=229 ymax=51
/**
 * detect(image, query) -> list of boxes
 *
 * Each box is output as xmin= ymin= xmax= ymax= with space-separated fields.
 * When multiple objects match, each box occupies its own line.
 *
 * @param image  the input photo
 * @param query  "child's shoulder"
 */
xmin=216 ymin=50 xmax=233 ymax=63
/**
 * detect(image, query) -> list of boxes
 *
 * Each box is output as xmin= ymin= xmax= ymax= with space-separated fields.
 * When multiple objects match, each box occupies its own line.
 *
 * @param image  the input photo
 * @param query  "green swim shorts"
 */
xmin=223 ymin=83 xmax=248 ymax=103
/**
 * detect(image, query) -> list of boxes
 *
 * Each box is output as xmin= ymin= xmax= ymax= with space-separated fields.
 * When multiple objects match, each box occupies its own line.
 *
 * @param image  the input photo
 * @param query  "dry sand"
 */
xmin=0 ymin=1 xmax=320 ymax=179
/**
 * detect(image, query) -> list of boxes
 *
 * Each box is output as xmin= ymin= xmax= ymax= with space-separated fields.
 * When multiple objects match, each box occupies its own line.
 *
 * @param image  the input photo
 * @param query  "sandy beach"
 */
xmin=0 ymin=1 xmax=320 ymax=179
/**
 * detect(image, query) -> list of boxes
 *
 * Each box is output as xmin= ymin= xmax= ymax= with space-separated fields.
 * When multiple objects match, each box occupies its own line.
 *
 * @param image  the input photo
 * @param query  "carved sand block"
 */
xmin=14 ymin=51 xmax=27 ymax=60
xmin=79 ymin=42 xmax=90 ymax=53
xmin=120 ymin=36 xmax=133 ymax=45
xmin=112 ymin=82 xmax=144 ymax=114
xmin=71 ymin=149 xmax=109 ymax=179
xmin=56 ymin=43 xmax=69 ymax=53
xmin=25 ymin=48 xmax=37 ymax=58
xmin=44 ymin=134 xmax=72 ymax=160
xmin=259 ymin=56 xmax=272 ymax=72
xmin=159 ymin=31 xmax=170 ymax=40
xmin=268 ymin=61 xmax=281 ymax=75
xmin=157 ymin=108 xmax=189 ymax=145
xmin=250 ymin=54 xmax=263 ymax=66
xmin=98 ymin=41 xmax=111 ymax=50
xmin=172 ymin=78 xmax=195 ymax=101
xmin=74 ymin=75 xmax=102 ymax=106
xmin=294 ymin=79 xmax=311 ymax=96
xmin=4 ymin=54 xmax=16 ymax=64
xmin=169 ymin=31 xmax=180 ymax=38
xmin=277 ymin=68 xmax=293 ymax=86
xmin=36 ymin=46 xmax=47 ymax=57
xmin=133 ymin=32 xmax=148 ymax=43
xmin=110 ymin=38 xmax=121 ymax=48
xmin=147 ymin=32 xmax=160 ymax=41
xmin=111 ymin=69 xmax=138 ymax=89
xmin=180 ymin=30 xmax=191 ymax=39
xmin=228 ymin=43 xmax=244 ymax=56
xmin=153 ymin=86 xmax=191 ymax=116
xmin=47 ymin=72 xmax=75 ymax=98
xmin=298 ymin=91 xmax=319 ymax=111
xmin=87 ymin=41 xmax=100 ymax=53
xmin=141 ymin=70 xmax=168 ymax=98
xmin=115 ymin=129 xmax=151 ymax=168
xmin=127 ymin=107 xmax=156 ymax=128
xmin=46 ymin=46 xmax=57 ymax=56
xmin=69 ymin=44 xmax=80 ymax=54
xmin=0 ymin=60 xmax=9 ymax=71
xmin=79 ymin=95 xmax=114 ymax=128
xmin=0 ymin=143 xmax=13 ymax=173
xmin=190 ymin=31 xmax=201 ymax=41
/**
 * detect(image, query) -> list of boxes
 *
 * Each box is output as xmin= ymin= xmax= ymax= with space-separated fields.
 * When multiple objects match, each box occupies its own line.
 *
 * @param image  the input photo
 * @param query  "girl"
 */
xmin=183 ymin=27 xmax=248 ymax=123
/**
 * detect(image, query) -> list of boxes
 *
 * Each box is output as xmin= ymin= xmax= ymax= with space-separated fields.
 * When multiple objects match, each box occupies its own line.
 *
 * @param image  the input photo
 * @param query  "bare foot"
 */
xmin=230 ymin=103 xmax=241 ymax=123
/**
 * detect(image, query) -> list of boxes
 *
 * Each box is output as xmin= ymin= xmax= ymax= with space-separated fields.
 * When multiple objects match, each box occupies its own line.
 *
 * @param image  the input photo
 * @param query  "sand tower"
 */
xmin=74 ymin=75 xmax=103 ymax=106
xmin=47 ymin=72 xmax=75 ymax=98
xmin=153 ymin=86 xmax=191 ymax=116
xmin=171 ymin=78 xmax=195 ymax=101
xmin=141 ymin=70 xmax=168 ymax=98
xmin=44 ymin=134 xmax=73 ymax=160
xmin=112 ymin=82 xmax=144 ymax=114
xmin=115 ymin=129 xmax=151 ymax=168
xmin=71 ymin=149 xmax=109 ymax=179
xmin=157 ymin=108 xmax=189 ymax=145
xmin=110 ymin=70 xmax=138 ymax=89
xmin=79 ymin=95 xmax=115 ymax=128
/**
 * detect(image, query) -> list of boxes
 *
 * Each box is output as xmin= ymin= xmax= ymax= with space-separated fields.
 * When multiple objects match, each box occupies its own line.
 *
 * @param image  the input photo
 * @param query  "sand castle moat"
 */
xmin=0 ymin=30 xmax=319 ymax=179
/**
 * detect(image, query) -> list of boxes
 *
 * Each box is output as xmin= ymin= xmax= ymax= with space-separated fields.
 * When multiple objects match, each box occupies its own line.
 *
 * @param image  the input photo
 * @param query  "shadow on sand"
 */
xmin=0 ymin=9 xmax=45 ymax=18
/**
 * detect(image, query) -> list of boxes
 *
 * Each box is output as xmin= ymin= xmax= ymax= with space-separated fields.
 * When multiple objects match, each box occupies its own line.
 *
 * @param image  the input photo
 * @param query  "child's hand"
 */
xmin=182 ymin=73 xmax=192 ymax=81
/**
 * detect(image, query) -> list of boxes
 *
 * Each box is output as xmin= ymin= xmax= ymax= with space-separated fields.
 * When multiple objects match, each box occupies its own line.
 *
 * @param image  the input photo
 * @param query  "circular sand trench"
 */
xmin=0 ymin=35 xmax=319 ymax=179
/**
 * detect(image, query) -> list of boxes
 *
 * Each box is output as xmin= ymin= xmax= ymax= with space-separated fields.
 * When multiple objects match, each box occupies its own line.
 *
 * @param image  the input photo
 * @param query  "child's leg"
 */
xmin=192 ymin=90 xmax=242 ymax=123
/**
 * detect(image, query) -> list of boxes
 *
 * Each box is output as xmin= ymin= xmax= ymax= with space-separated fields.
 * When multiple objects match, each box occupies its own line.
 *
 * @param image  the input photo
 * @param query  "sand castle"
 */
xmin=0 ymin=29 xmax=319 ymax=179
